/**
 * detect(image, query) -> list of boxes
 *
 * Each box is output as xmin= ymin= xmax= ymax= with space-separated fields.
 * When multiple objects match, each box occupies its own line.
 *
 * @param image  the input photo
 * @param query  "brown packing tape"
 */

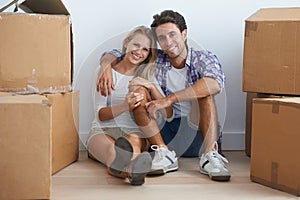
xmin=271 ymin=162 xmax=278 ymax=186
xmin=251 ymin=175 xmax=300 ymax=196
xmin=272 ymin=102 xmax=280 ymax=113
xmin=245 ymin=21 xmax=257 ymax=37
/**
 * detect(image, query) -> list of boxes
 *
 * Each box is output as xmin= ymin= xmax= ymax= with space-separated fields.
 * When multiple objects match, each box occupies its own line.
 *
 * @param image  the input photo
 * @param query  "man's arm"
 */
xmin=166 ymin=77 xmax=220 ymax=103
xmin=96 ymin=49 xmax=122 ymax=96
xmin=96 ymin=54 xmax=117 ymax=96
xmin=146 ymin=77 xmax=220 ymax=119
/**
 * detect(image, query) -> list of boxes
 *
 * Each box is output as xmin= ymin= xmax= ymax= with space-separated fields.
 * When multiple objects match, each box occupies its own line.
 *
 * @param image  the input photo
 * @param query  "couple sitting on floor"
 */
xmin=86 ymin=10 xmax=230 ymax=186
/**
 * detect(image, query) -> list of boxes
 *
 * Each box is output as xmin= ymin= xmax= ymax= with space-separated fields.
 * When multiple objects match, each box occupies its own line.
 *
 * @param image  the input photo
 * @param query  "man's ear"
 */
xmin=182 ymin=29 xmax=187 ymax=41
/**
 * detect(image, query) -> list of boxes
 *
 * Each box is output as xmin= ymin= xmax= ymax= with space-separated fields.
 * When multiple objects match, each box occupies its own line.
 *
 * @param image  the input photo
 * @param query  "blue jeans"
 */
xmin=160 ymin=117 xmax=222 ymax=158
xmin=160 ymin=117 xmax=203 ymax=157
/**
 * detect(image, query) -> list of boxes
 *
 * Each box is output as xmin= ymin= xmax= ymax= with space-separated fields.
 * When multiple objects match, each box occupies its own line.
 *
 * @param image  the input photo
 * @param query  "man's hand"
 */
xmin=145 ymin=98 xmax=173 ymax=119
xmin=96 ymin=54 xmax=118 ymax=96
xmin=96 ymin=68 xmax=114 ymax=96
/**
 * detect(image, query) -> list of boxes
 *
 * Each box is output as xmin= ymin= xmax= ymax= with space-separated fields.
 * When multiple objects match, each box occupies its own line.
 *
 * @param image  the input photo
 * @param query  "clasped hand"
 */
xmin=125 ymin=92 xmax=144 ymax=111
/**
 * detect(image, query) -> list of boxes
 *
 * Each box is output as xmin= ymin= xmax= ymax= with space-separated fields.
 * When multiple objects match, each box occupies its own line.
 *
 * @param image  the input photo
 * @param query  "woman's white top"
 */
xmin=91 ymin=69 xmax=138 ymax=129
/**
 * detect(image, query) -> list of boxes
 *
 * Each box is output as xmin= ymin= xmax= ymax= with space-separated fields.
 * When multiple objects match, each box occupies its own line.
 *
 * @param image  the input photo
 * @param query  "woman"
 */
xmin=87 ymin=26 xmax=174 ymax=186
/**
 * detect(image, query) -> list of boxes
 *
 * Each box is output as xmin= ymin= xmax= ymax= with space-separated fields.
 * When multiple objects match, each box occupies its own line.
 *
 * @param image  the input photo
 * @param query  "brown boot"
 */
xmin=109 ymin=137 xmax=133 ymax=175
xmin=124 ymin=152 xmax=152 ymax=186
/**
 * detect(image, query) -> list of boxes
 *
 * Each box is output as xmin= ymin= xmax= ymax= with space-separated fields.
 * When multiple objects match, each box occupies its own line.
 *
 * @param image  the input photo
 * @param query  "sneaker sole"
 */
xmin=200 ymin=168 xmax=231 ymax=182
xmin=147 ymin=161 xmax=179 ymax=176
xmin=211 ymin=175 xmax=231 ymax=182
xmin=109 ymin=137 xmax=133 ymax=175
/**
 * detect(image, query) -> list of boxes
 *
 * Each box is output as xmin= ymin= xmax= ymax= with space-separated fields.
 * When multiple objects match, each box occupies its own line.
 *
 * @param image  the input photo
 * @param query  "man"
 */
xmin=97 ymin=10 xmax=230 ymax=181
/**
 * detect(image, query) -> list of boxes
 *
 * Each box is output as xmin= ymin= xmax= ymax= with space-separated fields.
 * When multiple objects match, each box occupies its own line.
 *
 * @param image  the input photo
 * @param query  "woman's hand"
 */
xmin=125 ymin=92 xmax=144 ymax=111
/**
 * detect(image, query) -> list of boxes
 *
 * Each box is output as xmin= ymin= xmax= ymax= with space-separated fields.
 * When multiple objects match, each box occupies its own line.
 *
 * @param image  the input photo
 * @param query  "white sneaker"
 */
xmin=199 ymin=142 xmax=231 ymax=181
xmin=148 ymin=145 xmax=178 ymax=175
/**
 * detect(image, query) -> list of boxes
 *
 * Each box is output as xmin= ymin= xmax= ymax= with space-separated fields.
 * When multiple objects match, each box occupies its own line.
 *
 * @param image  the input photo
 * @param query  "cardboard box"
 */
xmin=251 ymin=97 xmax=300 ymax=196
xmin=0 ymin=0 xmax=73 ymax=94
xmin=45 ymin=91 xmax=79 ymax=174
xmin=245 ymin=93 xmax=257 ymax=157
xmin=0 ymin=92 xmax=12 ymax=97
xmin=0 ymin=95 xmax=52 ymax=199
xmin=0 ymin=91 xmax=79 ymax=199
xmin=245 ymin=93 xmax=282 ymax=157
xmin=243 ymin=8 xmax=300 ymax=95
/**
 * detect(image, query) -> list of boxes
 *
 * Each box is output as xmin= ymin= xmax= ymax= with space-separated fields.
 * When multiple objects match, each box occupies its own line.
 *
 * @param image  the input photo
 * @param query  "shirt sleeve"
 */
xmin=195 ymin=50 xmax=225 ymax=90
xmin=101 ymin=48 xmax=123 ymax=61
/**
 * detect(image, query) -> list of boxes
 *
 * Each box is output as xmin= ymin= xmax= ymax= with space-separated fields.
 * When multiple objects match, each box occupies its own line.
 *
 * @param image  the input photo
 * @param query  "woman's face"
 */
xmin=124 ymin=33 xmax=151 ymax=66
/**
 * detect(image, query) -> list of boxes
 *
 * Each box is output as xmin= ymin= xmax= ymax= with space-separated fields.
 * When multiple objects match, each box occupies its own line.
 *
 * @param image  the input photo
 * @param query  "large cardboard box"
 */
xmin=245 ymin=93 xmax=282 ymax=157
xmin=243 ymin=8 xmax=300 ymax=95
xmin=45 ymin=91 xmax=79 ymax=174
xmin=0 ymin=95 xmax=52 ymax=199
xmin=251 ymin=97 xmax=300 ymax=196
xmin=0 ymin=0 xmax=73 ymax=94
xmin=0 ymin=91 xmax=79 ymax=199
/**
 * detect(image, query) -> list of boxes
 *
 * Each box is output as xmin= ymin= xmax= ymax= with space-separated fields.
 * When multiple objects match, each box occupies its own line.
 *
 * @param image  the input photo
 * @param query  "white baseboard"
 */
xmin=79 ymin=132 xmax=89 ymax=151
xmin=222 ymin=131 xmax=245 ymax=151
xmin=78 ymin=131 xmax=245 ymax=151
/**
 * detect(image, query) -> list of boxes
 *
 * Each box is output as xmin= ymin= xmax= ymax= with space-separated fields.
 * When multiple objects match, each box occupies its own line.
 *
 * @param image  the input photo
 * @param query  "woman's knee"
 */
xmin=134 ymin=86 xmax=151 ymax=102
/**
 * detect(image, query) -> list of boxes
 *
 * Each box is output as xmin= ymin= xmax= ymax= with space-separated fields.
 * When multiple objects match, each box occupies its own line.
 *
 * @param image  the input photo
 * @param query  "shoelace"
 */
xmin=208 ymin=151 xmax=229 ymax=168
xmin=151 ymin=145 xmax=166 ymax=161
xmin=207 ymin=141 xmax=228 ymax=168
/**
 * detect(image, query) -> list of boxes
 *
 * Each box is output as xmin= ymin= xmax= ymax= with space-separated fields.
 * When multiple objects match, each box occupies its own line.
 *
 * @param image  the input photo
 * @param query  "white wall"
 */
xmin=2 ymin=0 xmax=300 ymax=150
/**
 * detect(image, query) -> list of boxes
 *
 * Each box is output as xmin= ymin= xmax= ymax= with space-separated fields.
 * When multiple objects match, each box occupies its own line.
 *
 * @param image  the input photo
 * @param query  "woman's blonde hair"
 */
xmin=122 ymin=25 xmax=157 ymax=81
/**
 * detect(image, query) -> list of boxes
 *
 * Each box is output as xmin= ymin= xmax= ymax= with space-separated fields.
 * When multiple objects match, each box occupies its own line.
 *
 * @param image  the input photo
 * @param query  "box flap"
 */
xmin=0 ymin=0 xmax=18 ymax=13
xmin=246 ymin=8 xmax=300 ymax=21
xmin=19 ymin=0 xmax=69 ymax=15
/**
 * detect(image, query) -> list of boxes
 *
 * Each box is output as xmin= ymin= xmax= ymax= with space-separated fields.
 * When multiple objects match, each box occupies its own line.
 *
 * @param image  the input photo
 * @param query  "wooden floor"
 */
xmin=52 ymin=151 xmax=298 ymax=200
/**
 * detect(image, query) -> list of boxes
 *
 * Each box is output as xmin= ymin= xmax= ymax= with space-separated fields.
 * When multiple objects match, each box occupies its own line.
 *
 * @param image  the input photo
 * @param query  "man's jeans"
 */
xmin=160 ymin=117 xmax=222 ymax=157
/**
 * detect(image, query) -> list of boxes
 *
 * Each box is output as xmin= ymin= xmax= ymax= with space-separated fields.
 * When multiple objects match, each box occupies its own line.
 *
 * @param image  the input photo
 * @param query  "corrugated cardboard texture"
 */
xmin=251 ymin=97 xmax=300 ymax=196
xmin=0 ymin=13 xmax=72 ymax=93
xmin=243 ymin=8 xmax=300 ymax=95
xmin=0 ymin=95 xmax=52 ymax=199
xmin=45 ymin=91 xmax=79 ymax=174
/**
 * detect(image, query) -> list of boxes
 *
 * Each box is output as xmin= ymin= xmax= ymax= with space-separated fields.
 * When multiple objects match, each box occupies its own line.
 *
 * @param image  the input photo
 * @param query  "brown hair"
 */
xmin=151 ymin=10 xmax=188 ymax=48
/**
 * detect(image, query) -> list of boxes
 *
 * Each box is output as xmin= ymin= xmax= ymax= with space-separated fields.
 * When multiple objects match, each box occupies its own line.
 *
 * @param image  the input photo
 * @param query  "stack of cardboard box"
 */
xmin=0 ymin=0 xmax=79 ymax=199
xmin=243 ymin=8 xmax=300 ymax=196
